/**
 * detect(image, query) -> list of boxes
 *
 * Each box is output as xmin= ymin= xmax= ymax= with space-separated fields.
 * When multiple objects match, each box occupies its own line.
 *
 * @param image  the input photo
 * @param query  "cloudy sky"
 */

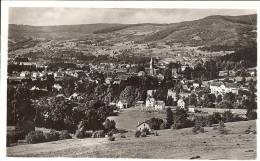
xmin=9 ymin=8 xmax=256 ymax=26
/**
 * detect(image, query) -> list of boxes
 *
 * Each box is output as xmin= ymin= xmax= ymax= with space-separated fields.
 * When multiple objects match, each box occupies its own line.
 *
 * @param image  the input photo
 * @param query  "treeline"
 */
xmin=8 ymin=64 xmax=45 ymax=73
xmin=93 ymin=24 xmax=131 ymax=34
xmin=198 ymin=45 xmax=240 ymax=52
xmin=218 ymin=47 xmax=257 ymax=68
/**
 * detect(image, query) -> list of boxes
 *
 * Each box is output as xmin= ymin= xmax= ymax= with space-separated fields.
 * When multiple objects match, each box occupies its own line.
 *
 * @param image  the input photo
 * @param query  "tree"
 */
xmin=217 ymin=100 xmax=234 ymax=109
xmin=8 ymin=84 xmax=35 ymax=125
xmin=203 ymin=93 xmax=216 ymax=108
xmin=172 ymin=108 xmax=192 ymax=129
xmin=193 ymin=63 xmax=205 ymax=80
xmin=216 ymin=95 xmax=222 ymax=104
xmin=222 ymin=111 xmax=234 ymax=122
xmin=119 ymin=86 xmax=136 ymax=106
xmin=189 ymin=93 xmax=197 ymax=106
xmin=223 ymin=92 xmax=236 ymax=104
xmin=183 ymin=66 xmax=192 ymax=80
xmin=104 ymin=119 xmax=116 ymax=132
xmin=166 ymin=96 xmax=174 ymax=106
xmin=166 ymin=108 xmax=173 ymax=128
xmin=204 ymin=60 xmax=218 ymax=80
xmin=240 ymin=77 xmax=246 ymax=85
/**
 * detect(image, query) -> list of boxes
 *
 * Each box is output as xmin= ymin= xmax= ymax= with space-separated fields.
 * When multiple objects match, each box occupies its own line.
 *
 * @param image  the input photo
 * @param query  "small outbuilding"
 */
xmin=136 ymin=120 xmax=152 ymax=132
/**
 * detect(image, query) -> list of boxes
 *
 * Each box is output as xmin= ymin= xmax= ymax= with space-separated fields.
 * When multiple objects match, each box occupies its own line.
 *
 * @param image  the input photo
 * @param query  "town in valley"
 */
xmin=6 ymin=8 xmax=257 ymax=159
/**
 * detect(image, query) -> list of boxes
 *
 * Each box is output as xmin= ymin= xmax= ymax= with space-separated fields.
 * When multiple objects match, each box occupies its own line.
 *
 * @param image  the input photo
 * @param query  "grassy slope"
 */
xmin=7 ymin=120 xmax=256 ymax=159
xmin=108 ymin=108 xmax=165 ymax=130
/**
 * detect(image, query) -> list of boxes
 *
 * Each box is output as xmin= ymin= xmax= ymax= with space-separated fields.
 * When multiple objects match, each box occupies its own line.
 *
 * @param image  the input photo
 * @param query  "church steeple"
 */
xmin=150 ymin=57 xmax=154 ymax=76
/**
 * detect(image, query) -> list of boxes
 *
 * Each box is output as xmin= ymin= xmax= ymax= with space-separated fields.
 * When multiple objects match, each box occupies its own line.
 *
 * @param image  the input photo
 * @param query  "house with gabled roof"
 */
xmin=210 ymin=81 xmax=240 ymax=95
xmin=136 ymin=120 xmax=152 ymax=132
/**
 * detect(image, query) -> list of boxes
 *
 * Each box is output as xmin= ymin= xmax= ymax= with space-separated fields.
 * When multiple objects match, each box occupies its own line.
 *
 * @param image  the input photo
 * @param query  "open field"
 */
xmin=7 ymin=120 xmax=256 ymax=159
xmin=108 ymin=107 xmax=165 ymax=130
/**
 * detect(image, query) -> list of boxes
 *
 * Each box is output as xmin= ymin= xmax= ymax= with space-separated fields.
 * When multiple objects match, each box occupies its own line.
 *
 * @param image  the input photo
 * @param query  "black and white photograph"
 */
xmin=1 ymin=1 xmax=258 ymax=160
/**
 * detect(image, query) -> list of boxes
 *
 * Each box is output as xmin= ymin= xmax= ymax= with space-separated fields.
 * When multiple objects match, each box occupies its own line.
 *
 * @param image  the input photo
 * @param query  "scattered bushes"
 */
xmin=148 ymin=117 xmax=164 ymax=130
xmin=172 ymin=108 xmax=194 ymax=129
xmin=108 ymin=136 xmax=115 ymax=141
xmin=120 ymin=134 xmax=126 ymax=138
xmin=75 ymin=130 xmax=85 ymax=139
xmin=59 ymin=130 xmax=72 ymax=140
xmin=218 ymin=121 xmax=228 ymax=134
xmin=222 ymin=111 xmax=234 ymax=122
xmin=44 ymin=129 xmax=59 ymax=142
xmin=84 ymin=131 xmax=93 ymax=138
xmin=104 ymin=119 xmax=116 ymax=133
xmin=246 ymin=109 xmax=257 ymax=120
xmin=25 ymin=131 xmax=45 ymax=144
xmin=107 ymin=131 xmax=115 ymax=141
xmin=192 ymin=121 xmax=205 ymax=134
xmin=92 ymin=130 xmax=105 ymax=138
xmin=208 ymin=112 xmax=222 ymax=125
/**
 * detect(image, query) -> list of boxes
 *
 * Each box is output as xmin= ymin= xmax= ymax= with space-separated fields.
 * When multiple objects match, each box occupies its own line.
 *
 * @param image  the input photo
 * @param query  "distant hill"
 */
xmin=138 ymin=14 xmax=257 ymax=48
xmin=9 ymin=14 xmax=256 ymax=50
xmin=8 ymin=23 xmax=126 ymax=40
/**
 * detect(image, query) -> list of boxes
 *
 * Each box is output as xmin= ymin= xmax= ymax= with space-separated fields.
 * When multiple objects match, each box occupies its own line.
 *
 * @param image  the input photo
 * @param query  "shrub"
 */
xmin=192 ymin=121 xmax=204 ymax=134
xmin=141 ymin=131 xmax=147 ymax=137
xmin=200 ymin=127 xmax=205 ymax=133
xmin=233 ymin=115 xmax=247 ymax=122
xmin=25 ymin=131 xmax=45 ymax=144
xmin=222 ymin=111 xmax=234 ymax=122
xmin=44 ymin=129 xmax=60 ymax=142
xmin=208 ymin=112 xmax=222 ymax=125
xmin=135 ymin=130 xmax=141 ymax=137
xmin=59 ymin=130 xmax=72 ymax=140
xmin=75 ymin=130 xmax=85 ymax=139
xmin=108 ymin=136 xmax=115 ymax=141
xmin=192 ymin=127 xmax=198 ymax=134
xmin=159 ymin=122 xmax=166 ymax=130
xmin=84 ymin=131 xmax=93 ymax=138
xmin=92 ymin=130 xmax=105 ymax=138
xmin=142 ymin=127 xmax=150 ymax=135
xmin=219 ymin=121 xmax=225 ymax=128
xmin=219 ymin=126 xmax=228 ymax=134
xmin=246 ymin=110 xmax=257 ymax=120
xmin=107 ymin=132 xmax=115 ymax=141
xmin=218 ymin=121 xmax=228 ymax=134
xmin=107 ymin=131 xmax=114 ymax=137
xmin=121 ymin=134 xmax=126 ymax=138
xmin=172 ymin=108 xmax=194 ymax=129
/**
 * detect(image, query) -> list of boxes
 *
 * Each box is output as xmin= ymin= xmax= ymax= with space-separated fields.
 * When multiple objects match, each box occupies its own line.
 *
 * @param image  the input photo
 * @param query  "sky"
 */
xmin=9 ymin=8 xmax=256 ymax=26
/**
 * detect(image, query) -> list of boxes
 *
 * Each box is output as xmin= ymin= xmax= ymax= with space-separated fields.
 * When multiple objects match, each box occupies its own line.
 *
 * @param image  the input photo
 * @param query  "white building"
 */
xmin=177 ymin=99 xmax=185 ymax=109
xmin=147 ymin=90 xmax=157 ymax=97
xmin=117 ymin=100 xmax=128 ymax=109
xmin=53 ymin=84 xmax=62 ymax=91
xmin=145 ymin=98 xmax=165 ymax=111
xmin=136 ymin=121 xmax=152 ymax=132
xmin=154 ymin=101 xmax=165 ymax=111
xmin=145 ymin=97 xmax=156 ymax=108
xmin=20 ymin=71 xmax=30 ymax=78
xmin=210 ymin=82 xmax=240 ymax=95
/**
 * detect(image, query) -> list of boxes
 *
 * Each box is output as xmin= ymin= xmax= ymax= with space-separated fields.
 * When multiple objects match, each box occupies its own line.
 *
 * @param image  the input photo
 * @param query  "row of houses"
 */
xmin=210 ymin=81 xmax=241 ymax=96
